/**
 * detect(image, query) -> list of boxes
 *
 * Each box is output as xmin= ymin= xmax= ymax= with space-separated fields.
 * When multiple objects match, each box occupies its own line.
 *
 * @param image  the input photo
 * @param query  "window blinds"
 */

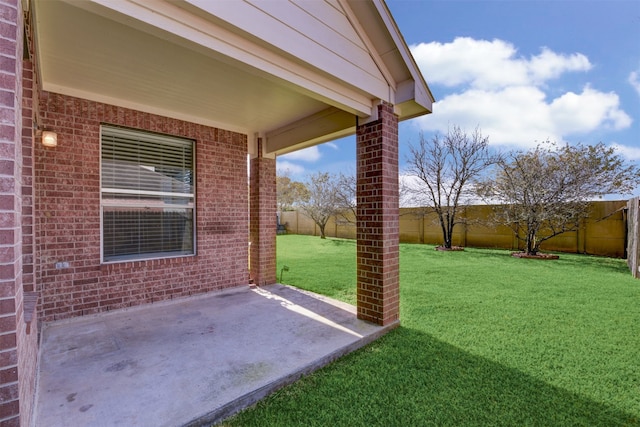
xmin=101 ymin=125 xmax=195 ymax=262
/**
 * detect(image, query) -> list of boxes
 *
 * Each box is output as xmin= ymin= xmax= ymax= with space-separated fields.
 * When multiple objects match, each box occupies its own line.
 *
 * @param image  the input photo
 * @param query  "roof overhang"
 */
xmin=32 ymin=0 xmax=433 ymax=156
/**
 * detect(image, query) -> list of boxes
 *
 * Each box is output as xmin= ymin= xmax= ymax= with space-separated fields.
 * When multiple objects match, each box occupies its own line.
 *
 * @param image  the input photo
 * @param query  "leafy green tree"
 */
xmin=477 ymin=142 xmax=640 ymax=255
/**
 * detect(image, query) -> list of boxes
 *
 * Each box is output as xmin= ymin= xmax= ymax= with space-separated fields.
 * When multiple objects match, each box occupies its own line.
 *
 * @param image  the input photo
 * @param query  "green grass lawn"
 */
xmin=224 ymin=235 xmax=640 ymax=426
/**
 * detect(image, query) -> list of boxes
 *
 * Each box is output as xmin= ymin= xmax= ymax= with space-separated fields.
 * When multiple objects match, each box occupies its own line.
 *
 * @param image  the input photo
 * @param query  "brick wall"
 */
xmin=35 ymin=92 xmax=250 ymax=322
xmin=1 ymin=1 xmax=39 ymax=425
xmin=21 ymin=17 xmax=34 ymax=298
xmin=356 ymin=102 xmax=400 ymax=326
xmin=16 ymin=14 xmax=38 ymax=427
xmin=249 ymin=139 xmax=277 ymax=285
xmin=0 ymin=1 xmax=22 ymax=423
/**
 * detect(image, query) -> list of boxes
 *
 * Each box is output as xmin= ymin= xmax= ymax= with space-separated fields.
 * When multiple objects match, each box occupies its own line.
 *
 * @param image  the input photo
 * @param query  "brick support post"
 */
xmin=21 ymin=51 xmax=34 ymax=298
xmin=0 ymin=2 xmax=38 ymax=425
xmin=249 ymin=139 xmax=277 ymax=286
xmin=356 ymin=102 xmax=400 ymax=326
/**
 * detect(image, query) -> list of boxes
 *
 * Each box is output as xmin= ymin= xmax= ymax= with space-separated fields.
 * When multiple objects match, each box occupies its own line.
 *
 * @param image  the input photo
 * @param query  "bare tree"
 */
xmin=477 ymin=142 xmax=640 ymax=255
xmin=276 ymin=173 xmax=309 ymax=212
xmin=299 ymin=172 xmax=340 ymax=239
xmin=335 ymin=172 xmax=357 ymax=223
xmin=405 ymin=126 xmax=498 ymax=249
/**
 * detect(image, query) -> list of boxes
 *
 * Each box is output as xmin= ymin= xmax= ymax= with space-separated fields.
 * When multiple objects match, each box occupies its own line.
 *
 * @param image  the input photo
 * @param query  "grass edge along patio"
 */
xmin=225 ymin=235 xmax=639 ymax=426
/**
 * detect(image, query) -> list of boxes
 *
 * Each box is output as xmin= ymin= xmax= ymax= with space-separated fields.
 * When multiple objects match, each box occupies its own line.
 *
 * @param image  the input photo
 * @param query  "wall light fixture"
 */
xmin=41 ymin=130 xmax=57 ymax=148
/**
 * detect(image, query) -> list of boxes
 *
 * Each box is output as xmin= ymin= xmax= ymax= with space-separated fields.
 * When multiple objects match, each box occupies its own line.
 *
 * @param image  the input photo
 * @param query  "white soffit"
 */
xmin=34 ymin=0 xmax=432 ymax=154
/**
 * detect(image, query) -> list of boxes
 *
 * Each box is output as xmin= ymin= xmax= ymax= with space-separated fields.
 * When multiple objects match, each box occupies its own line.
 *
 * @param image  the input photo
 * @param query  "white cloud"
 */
xmin=399 ymin=174 xmax=432 ymax=208
xmin=549 ymin=86 xmax=631 ymax=132
xmin=411 ymin=37 xmax=591 ymax=91
xmin=416 ymin=85 xmax=631 ymax=148
xmin=611 ymin=143 xmax=640 ymax=161
xmin=399 ymin=174 xmax=484 ymax=207
xmin=276 ymin=160 xmax=305 ymax=175
xmin=528 ymin=47 xmax=591 ymax=84
xmin=411 ymin=38 xmax=526 ymax=89
xmin=278 ymin=146 xmax=321 ymax=162
xmin=410 ymin=38 xmax=630 ymax=148
xmin=416 ymin=86 xmax=555 ymax=148
xmin=629 ymin=69 xmax=640 ymax=97
xmin=325 ymin=142 xmax=339 ymax=150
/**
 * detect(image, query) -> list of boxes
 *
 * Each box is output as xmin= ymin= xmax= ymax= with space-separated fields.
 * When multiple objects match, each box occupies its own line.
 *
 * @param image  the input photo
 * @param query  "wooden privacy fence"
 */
xmin=627 ymin=197 xmax=639 ymax=277
xmin=281 ymin=200 xmax=628 ymax=258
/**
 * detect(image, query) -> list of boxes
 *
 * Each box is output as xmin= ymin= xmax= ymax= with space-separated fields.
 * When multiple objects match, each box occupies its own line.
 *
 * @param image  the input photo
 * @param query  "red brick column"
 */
xmin=249 ymin=139 xmax=277 ymax=286
xmin=21 ymin=42 xmax=34 ymax=299
xmin=18 ymin=22 xmax=38 ymax=427
xmin=0 ymin=1 xmax=38 ymax=425
xmin=356 ymin=102 xmax=400 ymax=326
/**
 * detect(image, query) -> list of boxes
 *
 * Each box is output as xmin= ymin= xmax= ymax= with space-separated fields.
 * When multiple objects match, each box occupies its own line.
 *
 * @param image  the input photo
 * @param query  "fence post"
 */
xmin=463 ymin=208 xmax=468 ymax=247
xmin=577 ymin=218 xmax=586 ymax=254
xmin=628 ymin=197 xmax=640 ymax=278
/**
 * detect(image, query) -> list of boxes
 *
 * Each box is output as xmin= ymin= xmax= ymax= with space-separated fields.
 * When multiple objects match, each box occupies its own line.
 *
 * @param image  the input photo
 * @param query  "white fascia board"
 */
xmin=335 ymin=0 xmax=395 ymax=92
xmin=395 ymin=80 xmax=415 ymax=106
xmin=265 ymin=107 xmax=356 ymax=154
xmin=370 ymin=0 xmax=435 ymax=107
xmin=270 ymin=127 xmax=356 ymax=157
xmin=86 ymin=0 xmax=375 ymax=117
xmin=396 ymin=79 xmax=433 ymax=114
xmin=263 ymin=126 xmax=356 ymax=158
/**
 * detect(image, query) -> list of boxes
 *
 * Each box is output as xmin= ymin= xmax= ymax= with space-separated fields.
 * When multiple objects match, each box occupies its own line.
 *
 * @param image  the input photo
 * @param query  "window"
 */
xmin=101 ymin=125 xmax=195 ymax=262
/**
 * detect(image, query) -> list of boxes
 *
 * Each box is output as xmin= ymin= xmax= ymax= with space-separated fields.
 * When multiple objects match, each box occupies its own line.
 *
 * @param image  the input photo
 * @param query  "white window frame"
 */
xmin=100 ymin=125 xmax=196 ymax=263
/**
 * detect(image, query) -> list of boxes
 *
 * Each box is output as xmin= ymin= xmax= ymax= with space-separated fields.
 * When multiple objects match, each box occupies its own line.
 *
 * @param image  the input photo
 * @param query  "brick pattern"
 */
xmin=249 ymin=139 xmax=276 ymax=285
xmin=0 ymin=1 xmax=35 ymax=425
xmin=35 ymin=92 xmax=250 ymax=322
xmin=16 ymin=14 xmax=38 ymax=426
xmin=356 ymin=102 xmax=400 ymax=326
xmin=21 ymin=24 xmax=34 ymax=297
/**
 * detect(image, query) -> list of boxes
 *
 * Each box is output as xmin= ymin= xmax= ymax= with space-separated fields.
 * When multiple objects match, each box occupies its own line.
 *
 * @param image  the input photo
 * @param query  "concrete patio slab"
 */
xmin=33 ymin=284 xmax=395 ymax=426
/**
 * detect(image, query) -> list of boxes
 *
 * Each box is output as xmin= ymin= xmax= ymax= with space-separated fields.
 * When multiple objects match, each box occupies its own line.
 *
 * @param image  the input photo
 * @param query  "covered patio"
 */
xmin=1 ymin=0 xmax=432 ymax=425
xmin=34 ymin=284 xmax=392 ymax=426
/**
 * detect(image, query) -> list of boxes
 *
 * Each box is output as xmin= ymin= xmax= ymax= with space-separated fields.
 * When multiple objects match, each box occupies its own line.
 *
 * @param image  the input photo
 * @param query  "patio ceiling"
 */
xmin=32 ymin=0 xmax=433 ymax=155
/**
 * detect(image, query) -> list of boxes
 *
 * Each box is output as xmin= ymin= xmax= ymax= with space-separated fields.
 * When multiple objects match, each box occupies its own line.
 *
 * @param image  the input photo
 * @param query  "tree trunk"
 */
xmin=526 ymin=228 xmax=537 ymax=255
xmin=446 ymin=214 xmax=455 ymax=249
xmin=440 ymin=212 xmax=451 ymax=249
xmin=443 ymin=231 xmax=452 ymax=249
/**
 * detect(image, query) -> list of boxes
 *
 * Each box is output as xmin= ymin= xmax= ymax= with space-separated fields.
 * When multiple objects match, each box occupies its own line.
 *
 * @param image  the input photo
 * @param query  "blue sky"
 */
xmin=277 ymin=0 xmax=640 ymax=196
